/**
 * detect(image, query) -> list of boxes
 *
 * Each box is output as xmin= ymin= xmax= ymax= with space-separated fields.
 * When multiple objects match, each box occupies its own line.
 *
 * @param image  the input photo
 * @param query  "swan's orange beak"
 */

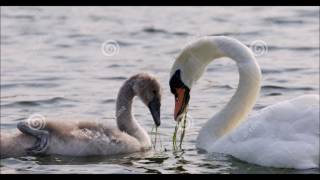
xmin=174 ymin=88 xmax=190 ymax=121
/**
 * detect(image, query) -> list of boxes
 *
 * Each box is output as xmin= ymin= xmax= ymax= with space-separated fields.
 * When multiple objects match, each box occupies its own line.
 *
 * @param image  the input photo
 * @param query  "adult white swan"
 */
xmin=169 ymin=36 xmax=319 ymax=169
xmin=1 ymin=73 xmax=161 ymax=158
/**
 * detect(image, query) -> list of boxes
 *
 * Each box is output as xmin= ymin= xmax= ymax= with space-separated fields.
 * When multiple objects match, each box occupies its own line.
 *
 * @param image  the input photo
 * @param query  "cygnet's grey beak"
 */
xmin=148 ymin=98 xmax=161 ymax=127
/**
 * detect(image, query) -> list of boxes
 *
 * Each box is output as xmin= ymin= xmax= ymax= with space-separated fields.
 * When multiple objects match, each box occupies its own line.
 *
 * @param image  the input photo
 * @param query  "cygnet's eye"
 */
xmin=152 ymin=90 xmax=157 ymax=95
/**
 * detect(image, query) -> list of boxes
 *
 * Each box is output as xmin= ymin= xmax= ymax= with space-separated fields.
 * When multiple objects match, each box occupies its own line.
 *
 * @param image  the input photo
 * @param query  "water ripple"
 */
xmin=142 ymin=27 xmax=190 ymax=36
xmin=101 ymin=99 xmax=116 ymax=104
xmin=1 ymin=97 xmax=77 ymax=108
xmin=264 ymin=17 xmax=305 ymax=25
xmin=95 ymin=76 xmax=127 ymax=81
xmin=261 ymin=85 xmax=314 ymax=91
xmin=2 ymin=82 xmax=60 ymax=89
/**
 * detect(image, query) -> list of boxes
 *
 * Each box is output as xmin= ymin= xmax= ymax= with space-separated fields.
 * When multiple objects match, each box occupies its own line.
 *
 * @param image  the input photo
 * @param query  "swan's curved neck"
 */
xmin=116 ymin=80 xmax=151 ymax=148
xmin=173 ymin=37 xmax=262 ymax=145
xmin=212 ymin=61 xmax=261 ymax=137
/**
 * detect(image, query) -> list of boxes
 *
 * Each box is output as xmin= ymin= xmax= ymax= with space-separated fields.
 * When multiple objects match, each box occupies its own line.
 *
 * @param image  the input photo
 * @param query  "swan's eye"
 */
xmin=152 ymin=90 xmax=157 ymax=95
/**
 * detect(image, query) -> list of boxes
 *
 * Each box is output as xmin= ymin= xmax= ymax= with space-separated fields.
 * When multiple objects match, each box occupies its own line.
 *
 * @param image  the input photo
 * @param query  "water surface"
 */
xmin=1 ymin=6 xmax=319 ymax=174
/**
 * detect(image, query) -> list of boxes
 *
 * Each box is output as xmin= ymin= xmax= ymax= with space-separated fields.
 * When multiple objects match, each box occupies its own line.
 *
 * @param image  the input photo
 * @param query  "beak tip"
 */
xmin=174 ymin=113 xmax=182 ymax=122
xmin=148 ymin=99 xmax=161 ymax=127
xmin=155 ymin=115 xmax=161 ymax=127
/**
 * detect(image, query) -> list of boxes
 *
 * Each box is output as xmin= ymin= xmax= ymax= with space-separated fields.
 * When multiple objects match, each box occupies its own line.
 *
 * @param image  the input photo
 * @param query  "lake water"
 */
xmin=0 ymin=6 xmax=319 ymax=174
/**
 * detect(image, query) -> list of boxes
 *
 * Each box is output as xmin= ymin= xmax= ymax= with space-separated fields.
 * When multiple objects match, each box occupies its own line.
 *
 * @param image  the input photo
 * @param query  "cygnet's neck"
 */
xmin=116 ymin=79 xmax=151 ymax=148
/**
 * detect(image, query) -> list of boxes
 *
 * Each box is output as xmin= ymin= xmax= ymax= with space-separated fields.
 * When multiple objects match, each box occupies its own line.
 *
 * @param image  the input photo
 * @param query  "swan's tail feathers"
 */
xmin=0 ymin=132 xmax=22 ymax=158
xmin=0 ymin=132 xmax=35 ymax=159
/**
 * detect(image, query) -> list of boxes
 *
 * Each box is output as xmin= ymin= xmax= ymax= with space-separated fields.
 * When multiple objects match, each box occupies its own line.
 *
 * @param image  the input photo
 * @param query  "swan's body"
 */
xmin=169 ymin=36 xmax=319 ymax=169
xmin=1 ymin=73 xmax=162 ymax=158
xmin=1 ymin=120 xmax=144 ymax=157
xmin=201 ymin=94 xmax=319 ymax=169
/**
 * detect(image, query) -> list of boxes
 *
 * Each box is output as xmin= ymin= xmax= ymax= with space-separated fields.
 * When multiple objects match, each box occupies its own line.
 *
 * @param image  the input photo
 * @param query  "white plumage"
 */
xmin=170 ymin=36 xmax=319 ymax=169
xmin=207 ymin=95 xmax=319 ymax=169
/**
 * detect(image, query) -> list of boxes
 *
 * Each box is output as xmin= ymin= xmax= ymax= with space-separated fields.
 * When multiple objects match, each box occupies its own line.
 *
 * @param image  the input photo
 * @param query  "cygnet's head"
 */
xmin=130 ymin=73 xmax=162 ymax=127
